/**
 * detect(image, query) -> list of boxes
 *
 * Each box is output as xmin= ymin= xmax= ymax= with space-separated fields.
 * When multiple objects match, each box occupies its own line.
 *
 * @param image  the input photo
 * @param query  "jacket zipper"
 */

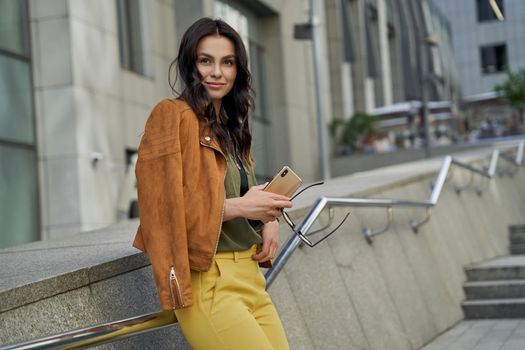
xmin=169 ymin=267 xmax=185 ymax=308
xmin=200 ymin=140 xmax=226 ymax=270
xmin=209 ymin=157 xmax=226 ymax=270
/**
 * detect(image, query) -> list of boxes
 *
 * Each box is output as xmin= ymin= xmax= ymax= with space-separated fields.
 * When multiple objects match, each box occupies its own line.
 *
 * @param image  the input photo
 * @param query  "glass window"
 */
xmin=251 ymin=120 xmax=272 ymax=180
xmin=480 ymin=44 xmax=507 ymax=74
xmin=0 ymin=55 xmax=34 ymax=144
xmin=249 ymin=42 xmax=271 ymax=178
xmin=0 ymin=0 xmax=29 ymax=56
xmin=477 ymin=0 xmax=504 ymax=22
xmin=341 ymin=0 xmax=356 ymax=63
xmin=249 ymin=41 xmax=268 ymax=122
xmin=214 ymin=1 xmax=250 ymax=51
xmin=365 ymin=4 xmax=380 ymax=78
xmin=0 ymin=145 xmax=38 ymax=249
xmin=117 ymin=0 xmax=145 ymax=75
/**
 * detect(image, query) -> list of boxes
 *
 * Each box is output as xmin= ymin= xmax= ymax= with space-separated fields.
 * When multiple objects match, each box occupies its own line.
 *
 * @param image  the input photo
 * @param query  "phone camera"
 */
xmin=281 ymin=169 xmax=288 ymax=177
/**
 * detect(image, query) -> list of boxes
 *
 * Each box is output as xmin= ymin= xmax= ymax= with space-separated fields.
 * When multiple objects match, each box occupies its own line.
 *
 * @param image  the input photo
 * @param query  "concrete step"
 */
xmin=464 ymin=280 xmax=525 ymax=299
xmin=510 ymin=245 xmax=525 ymax=255
xmin=465 ymin=256 xmax=525 ymax=281
xmin=509 ymin=235 xmax=525 ymax=245
xmin=509 ymin=224 xmax=525 ymax=235
xmin=510 ymin=234 xmax=525 ymax=242
xmin=466 ymin=265 xmax=525 ymax=281
xmin=462 ymin=298 xmax=525 ymax=319
xmin=509 ymin=225 xmax=525 ymax=243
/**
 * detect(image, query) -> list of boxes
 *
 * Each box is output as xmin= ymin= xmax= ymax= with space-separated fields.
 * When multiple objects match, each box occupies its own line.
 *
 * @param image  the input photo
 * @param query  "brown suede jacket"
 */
xmin=132 ymin=98 xmax=269 ymax=310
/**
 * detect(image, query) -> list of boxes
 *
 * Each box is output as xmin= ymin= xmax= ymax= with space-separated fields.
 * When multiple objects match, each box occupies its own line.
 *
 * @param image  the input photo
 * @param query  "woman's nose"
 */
xmin=210 ymin=63 xmax=222 ymax=78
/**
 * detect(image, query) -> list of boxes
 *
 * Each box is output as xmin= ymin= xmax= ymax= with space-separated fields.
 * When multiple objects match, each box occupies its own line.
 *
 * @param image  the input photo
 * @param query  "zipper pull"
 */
xmin=170 ymin=267 xmax=176 ymax=280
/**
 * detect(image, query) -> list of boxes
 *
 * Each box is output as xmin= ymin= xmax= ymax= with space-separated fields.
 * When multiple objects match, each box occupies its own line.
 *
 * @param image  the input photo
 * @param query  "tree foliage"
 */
xmin=495 ymin=68 xmax=525 ymax=114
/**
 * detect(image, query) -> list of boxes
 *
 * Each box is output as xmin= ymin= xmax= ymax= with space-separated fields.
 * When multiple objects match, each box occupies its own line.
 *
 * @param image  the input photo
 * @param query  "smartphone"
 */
xmin=263 ymin=166 xmax=303 ymax=197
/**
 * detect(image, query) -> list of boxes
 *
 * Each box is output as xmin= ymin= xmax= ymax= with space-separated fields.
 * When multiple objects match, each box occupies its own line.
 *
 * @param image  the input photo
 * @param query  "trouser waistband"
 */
xmin=215 ymin=244 xmax=258 ymax=262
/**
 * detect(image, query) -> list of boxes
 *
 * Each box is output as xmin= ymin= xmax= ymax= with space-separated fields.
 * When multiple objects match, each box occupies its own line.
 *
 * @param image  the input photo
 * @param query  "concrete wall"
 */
xmin=31 ymin=0 xmax=176 ymax=240
xmin=1 ymin=147 xmax=524 ymax=349
xmin=271 ymin=148 xmax=525 ymax=349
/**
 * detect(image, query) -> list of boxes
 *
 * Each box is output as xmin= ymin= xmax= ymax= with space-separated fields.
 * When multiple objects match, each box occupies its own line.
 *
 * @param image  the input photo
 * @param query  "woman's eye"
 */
xmin=224 ymin=59 xmax=235 ymax=66
xmin=198 ymin=58 xmax=211 ymax=64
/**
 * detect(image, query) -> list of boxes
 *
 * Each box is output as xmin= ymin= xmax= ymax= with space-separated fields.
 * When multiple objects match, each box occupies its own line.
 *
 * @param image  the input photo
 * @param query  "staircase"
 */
xmin=462 ymin=224 xmax=525 ymax=319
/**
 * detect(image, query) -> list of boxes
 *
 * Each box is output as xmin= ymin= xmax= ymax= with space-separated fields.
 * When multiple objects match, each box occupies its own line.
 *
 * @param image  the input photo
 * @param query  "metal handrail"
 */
xmin=0 ymin=311 xmax=177 ymax=350
xmin=2 ymin=141 xmax=523 ymax=350
xmin=265 ymin=143 xmax=521 ymax=286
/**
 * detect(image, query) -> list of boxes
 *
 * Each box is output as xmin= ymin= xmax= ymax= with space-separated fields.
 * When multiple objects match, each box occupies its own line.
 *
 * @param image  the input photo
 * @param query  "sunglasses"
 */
xmin=279 ymin=182 xmax=351 ymax=247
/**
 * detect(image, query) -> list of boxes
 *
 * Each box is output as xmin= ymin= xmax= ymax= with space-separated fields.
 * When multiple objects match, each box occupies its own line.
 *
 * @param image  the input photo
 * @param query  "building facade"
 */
xmin=1 ymin=0 xmax=458 ymax=248
xmin=431 ymin=0 xmax=525 ymax=98
xmin=2 ymin=0 xmax=329 ymax=247
xmin=326 ymin=0 xmax=458 ymax=120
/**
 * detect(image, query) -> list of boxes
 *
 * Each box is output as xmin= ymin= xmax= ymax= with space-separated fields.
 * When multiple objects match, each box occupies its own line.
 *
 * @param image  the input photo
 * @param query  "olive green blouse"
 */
xmin=216 ymin=152 xmax=263 ymax=251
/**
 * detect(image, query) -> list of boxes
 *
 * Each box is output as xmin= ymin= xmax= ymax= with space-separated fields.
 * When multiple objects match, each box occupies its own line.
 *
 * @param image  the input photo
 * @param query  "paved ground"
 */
xmin=421 ymin=319 xmax=525 ymax=350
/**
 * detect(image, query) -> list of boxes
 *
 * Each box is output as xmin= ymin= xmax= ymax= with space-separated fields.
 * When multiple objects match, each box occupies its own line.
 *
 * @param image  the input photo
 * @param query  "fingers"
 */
xmin=261 ymin=208 xmax=284 ymax=223
xmin=251 ymin=184 xmax=291 ymax=201
xmin=252 ymin=183 xmax=268 ymax=190
xmin=252 ymin=248 xmax=274 ymax=262
xmin=243 ymin=184 xmax=292 ymax=222
xmin=267 ymin=193 xmax=292 ymax=202
xmin=252 ymin=239 xmax=278 ymax=263
xmin=273 ymin=200 xmax=293 ymax=209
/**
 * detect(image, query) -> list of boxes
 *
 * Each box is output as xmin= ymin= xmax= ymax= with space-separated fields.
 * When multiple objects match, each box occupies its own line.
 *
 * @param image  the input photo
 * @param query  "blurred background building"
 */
xmin=431 ymin=0 xmax=525 ymax=142
xmin=0 ymin=0 xmax=523 ymax=249
xmin=432 ymin=0 xmax=525 ymax=98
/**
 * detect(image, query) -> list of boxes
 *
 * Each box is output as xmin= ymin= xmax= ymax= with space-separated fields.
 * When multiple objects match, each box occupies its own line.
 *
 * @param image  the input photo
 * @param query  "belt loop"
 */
xmin=234 ymin=251 xmax=239 ymax=263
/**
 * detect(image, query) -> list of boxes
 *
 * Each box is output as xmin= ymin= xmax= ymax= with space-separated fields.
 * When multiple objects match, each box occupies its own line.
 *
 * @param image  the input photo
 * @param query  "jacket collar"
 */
xmin=199 ymin=123 xmax=224 ymax=156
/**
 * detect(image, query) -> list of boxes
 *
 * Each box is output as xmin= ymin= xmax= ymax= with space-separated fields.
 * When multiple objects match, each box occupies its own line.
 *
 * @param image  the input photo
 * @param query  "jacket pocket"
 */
xmin=199 ymin=260 xmax=222 ymax=314
xmin=169 ymin=266 xmax=185 ymax=309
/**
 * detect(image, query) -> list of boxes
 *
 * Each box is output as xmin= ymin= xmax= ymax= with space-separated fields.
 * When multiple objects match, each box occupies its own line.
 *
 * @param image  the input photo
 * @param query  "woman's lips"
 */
xmin=205 ymin=82 xmax=225 ymax=89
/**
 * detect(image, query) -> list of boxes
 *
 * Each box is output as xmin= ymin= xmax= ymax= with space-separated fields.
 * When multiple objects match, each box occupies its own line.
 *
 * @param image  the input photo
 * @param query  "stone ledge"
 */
xmin=0 ymin=220 xmax=149 ymax=312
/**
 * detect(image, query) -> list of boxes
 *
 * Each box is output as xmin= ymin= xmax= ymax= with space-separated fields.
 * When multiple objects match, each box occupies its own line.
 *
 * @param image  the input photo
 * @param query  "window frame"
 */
xmin=479 ymin=43 xmax=508 ymax=74
xmin=116 ymin=0 xmax=150 ymax=76
xmin=0 ymin=0 xmax=41 ymax=248
xmin=476 ymin=0 xmax=504 ymax=23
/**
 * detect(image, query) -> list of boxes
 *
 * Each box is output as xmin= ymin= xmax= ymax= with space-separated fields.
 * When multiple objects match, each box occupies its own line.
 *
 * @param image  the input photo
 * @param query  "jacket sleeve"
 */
xmin=134 ymin=99 xmax=193 ymax=310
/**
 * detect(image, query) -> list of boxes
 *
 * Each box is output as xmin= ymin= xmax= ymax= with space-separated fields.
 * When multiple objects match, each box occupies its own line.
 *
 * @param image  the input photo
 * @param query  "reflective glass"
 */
xmin=117 ymin=0 xmax=145 ymax=75
xmin=0 ymin=0 xmax=29 ymax=56
xmin=0 ymin=55 xmax=34 ymax=144
xmin=0 ymin=145 xmax=38 ymax=249
xmin=480 ymin=44 xmax=507 ymax=74
xmin=477 ymin=0 xmax=504 ymax=22
xmin=251 ymin=120 xmax=271 ymax=179
xmin=214 ymin=1 xmax=250 ymax=51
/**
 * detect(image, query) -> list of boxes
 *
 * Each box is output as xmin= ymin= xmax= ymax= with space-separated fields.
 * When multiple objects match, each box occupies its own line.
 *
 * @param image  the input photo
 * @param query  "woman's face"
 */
xmin=196 ymin=35 xmax=237 ymax=107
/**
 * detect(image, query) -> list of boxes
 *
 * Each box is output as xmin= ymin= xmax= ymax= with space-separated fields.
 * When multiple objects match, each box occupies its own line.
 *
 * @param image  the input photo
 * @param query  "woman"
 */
xmin=132 ymin=18 xmax=292 ymax=349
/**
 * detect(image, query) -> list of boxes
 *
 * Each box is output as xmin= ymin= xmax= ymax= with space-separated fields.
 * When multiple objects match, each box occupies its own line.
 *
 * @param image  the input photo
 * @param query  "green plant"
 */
xmin=495 ymin=68 xmax=525 ymax=116
xmin=329 ymin=112 xmax=378 ymax=152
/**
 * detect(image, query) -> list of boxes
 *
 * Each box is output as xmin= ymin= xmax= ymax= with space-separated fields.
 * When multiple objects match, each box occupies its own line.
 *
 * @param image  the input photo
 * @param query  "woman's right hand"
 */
xmin=224 ymin=184 xmax=293 ymax=223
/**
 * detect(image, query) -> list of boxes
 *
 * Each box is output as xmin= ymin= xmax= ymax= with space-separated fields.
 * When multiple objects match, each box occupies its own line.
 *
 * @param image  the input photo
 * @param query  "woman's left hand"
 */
xmin=252 ymin=220 xmax=279 ymax=263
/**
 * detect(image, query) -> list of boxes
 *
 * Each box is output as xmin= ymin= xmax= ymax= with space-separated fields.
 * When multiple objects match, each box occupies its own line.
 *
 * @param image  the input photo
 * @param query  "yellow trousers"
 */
xmin=174 ymin=245 xmax=290 ymax=350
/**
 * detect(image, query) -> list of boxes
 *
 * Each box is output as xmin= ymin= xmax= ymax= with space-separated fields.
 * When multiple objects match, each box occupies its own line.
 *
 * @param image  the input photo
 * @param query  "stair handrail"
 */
xmin=1 ymin=141 xmax=523 ymax=350
xmin=267 ymin=142 xmax=522 ymax=285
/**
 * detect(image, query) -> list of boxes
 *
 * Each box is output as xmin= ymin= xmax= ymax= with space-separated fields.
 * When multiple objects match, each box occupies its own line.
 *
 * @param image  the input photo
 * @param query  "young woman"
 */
xmin=132 ymin=18 xmax=292 ymax=349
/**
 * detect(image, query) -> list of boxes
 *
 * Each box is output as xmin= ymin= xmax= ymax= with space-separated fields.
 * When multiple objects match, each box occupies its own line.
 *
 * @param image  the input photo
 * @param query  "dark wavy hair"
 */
xmin=169 ymin=18 xmax=254 ymax=165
